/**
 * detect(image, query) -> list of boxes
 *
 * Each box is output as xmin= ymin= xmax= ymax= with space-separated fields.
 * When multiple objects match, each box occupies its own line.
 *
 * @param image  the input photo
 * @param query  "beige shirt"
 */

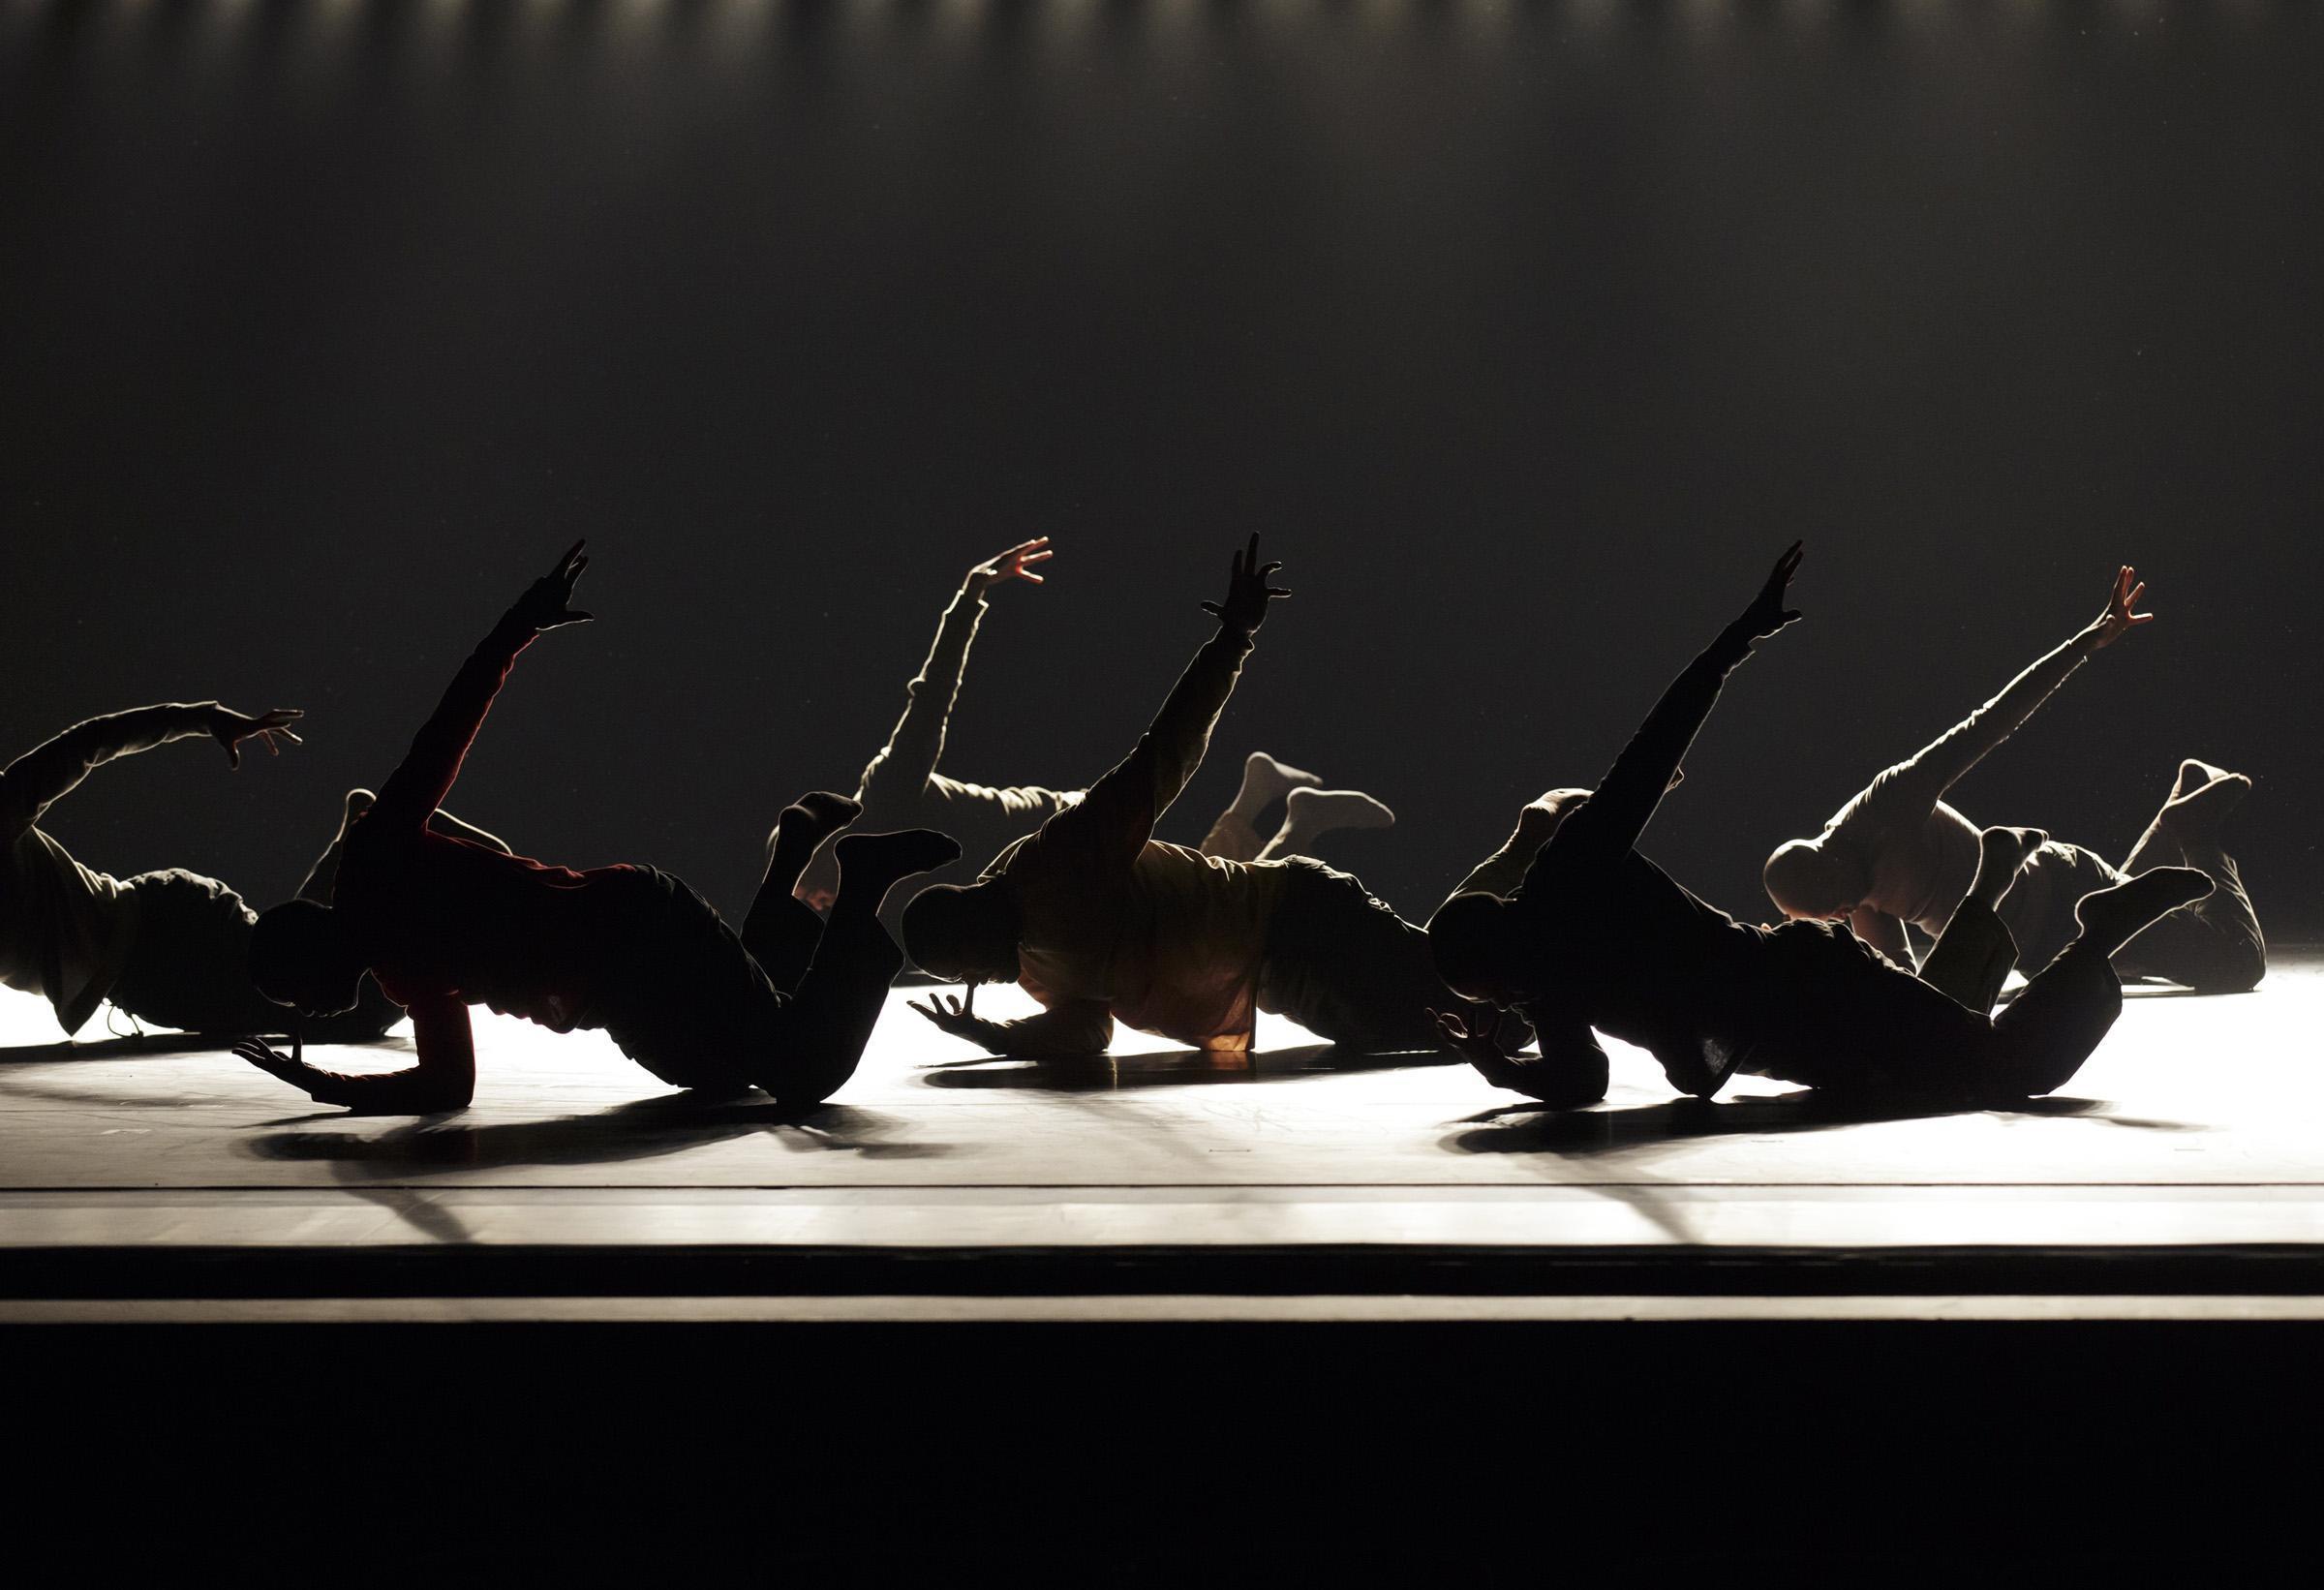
xmin=980 ymin=623 xmax=1273 ymax=1053
xmin=0 ymin=706 xmax=210 ymax=1033
xmin=1003 ymin=836 xmax=1287 ymax=1052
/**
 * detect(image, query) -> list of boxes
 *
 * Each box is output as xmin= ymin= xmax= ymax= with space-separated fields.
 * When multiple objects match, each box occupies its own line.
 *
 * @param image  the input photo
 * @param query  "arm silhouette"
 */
xmin=2 ymin=702 xmax=303 ymax=842
xmin=1832 ymin=565 xmax=2153 ymax=838
xmin=1535 ymin=543 xmax=1804 ymax=875
xmin=861 ymin=538 xmax=1055 ymax=806
xmin=1043 ymin=535 xmax=1289 ymax=874
xmin=236 ymin=994 xmax=475 ymax=1113
xmin=372 ymin=542 xmax=593 ymax=830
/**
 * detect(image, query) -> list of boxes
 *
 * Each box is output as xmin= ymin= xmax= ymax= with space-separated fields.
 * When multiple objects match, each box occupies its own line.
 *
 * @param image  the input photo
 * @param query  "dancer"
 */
xmin=902 ymin=535 xmax=1468 ymax=1059
xmin=234 ymin=542 xmax=956 ymax=1113
xmin=1761 ymin=566 xmax=2263 ymax=1000
xmin=0 ymin=699 xmax=440 ymax=1040
xmin=790 ymin=536 xmax=1394 ymax=923
xmin=1428 ymin=544 xmax=2214 ymax=1108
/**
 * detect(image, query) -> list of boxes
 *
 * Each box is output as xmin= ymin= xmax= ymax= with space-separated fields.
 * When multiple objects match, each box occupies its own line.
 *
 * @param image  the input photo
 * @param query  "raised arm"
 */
xmin=1046 ymin=535 xmax=1289 ymax=871
xmin=860 ymin=538 xmax=1055 ymax=805
xmin=1 ymin=702 xmax=304 ymax=842
xmin=372 ymin=541 xmax=594 ymax=829
xmin=1543 ymin=543 xmax=1804 ymax=870
xmin=1853 ymin=565 xmax=2154 ymax=821
xmin=232 ymin=994 xmax=476 ymax=1114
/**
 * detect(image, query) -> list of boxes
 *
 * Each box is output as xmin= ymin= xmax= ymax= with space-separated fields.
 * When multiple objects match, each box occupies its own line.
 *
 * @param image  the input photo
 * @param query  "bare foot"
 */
xmin=2075 ymin=866 xmax=2212 ymax=955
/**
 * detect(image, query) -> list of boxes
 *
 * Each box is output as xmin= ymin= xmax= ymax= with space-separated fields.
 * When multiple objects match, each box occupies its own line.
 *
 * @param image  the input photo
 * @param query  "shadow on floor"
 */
xmin=239 ymin=1095 xmax=951 ymax=1177
xmin=915 ymin=1043 xmax=1453 ymax=1092
xmin=0 ymin=1033 xmax=230 ymax=1065
xmin=1442 ymin=1088 xmax=2205 ymax=1159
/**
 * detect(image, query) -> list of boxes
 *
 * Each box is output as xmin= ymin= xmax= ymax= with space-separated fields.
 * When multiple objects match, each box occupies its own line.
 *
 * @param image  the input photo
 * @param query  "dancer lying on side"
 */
xmin=0 ymin=698 xmax=475 ymax=1041
xmin=902 ymin=535 xmax=1480 ymax=1059
xmin=1428 ymin=544 xmax=2211 ymax=1110
xmin=235 ymin=542 xmax=956 ymax=1113
xmin=1762 ymin=566 xmax=2262 ymax=1004
xmin=790 ymin=536 xmax=1394 ymax=928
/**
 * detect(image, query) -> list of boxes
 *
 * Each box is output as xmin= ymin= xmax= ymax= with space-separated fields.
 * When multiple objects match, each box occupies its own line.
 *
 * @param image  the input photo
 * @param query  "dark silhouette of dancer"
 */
xmin=1762 ymin=566 xmax=2264 ymax=1001
xmin=899 ymin=535 xmax=1464 ymax=1058
xmin=234 ymin=543 xmax=957 ymax=1113
xmin=0 ymin=700 xmax=441 ymax=1040
xmin=790 ymin=536 xmax=1394 ymax=923
xmin=1427 ymin=544 xmax=2214 ymax=1109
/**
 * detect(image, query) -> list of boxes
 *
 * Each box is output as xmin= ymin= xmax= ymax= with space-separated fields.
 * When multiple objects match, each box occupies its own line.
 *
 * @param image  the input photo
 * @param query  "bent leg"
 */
xmin=2114 ymin=764 xmax=2264 ymax=993
xmin=743 ymin=793 xmax=865 ymax=990
xmin=2116 ymin=838 xmax=2266 ymax=994
xmin=1199 ymin=752 xmax=1320 ymax=862
xmin=754 ymin=829 xmax=959 ymax=1107
xmin=1736 ymin=920 xmax=2112 ymax=1101
xmin=1915 ymin=900 xmax=2017 ymax=1016
xmin=1979 ymin=941 xmax=2124 ymax=1096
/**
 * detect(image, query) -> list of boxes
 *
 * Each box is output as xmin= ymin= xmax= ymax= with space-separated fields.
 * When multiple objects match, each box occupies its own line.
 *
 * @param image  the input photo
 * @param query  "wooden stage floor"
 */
xmin=5 ymin=954 xmax=2322 ymax=1318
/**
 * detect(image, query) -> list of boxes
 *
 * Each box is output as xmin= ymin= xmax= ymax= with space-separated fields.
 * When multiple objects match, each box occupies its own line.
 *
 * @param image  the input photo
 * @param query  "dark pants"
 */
xmin=108 ymin=870 xmax=402 ymax=1041
xmin=2007 ymin=836 xmax=2265 ymax=995
xmin=1257 ymin=859 xmax=1454 ymax=1054
xmin=593 ymin=865 xmax=902 ymax=1107
xmin=1736 ymin=913 xmax=2123 ymax=1099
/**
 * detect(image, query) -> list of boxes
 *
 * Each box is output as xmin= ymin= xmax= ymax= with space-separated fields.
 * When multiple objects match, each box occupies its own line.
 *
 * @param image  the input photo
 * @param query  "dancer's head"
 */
xmin=1428 ymin=892 xmax=1531 ymax=1008
xmin=1761 ymin=839 xmax=1864 ymax=922
xmin=249 ymin=901 xmax=366 ymax=1017
xmin=902 ymin=880 xmax=1022 ymax=983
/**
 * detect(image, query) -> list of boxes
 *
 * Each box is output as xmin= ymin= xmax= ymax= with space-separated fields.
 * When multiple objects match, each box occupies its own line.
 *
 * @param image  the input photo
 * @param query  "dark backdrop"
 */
xmin=4 ymin=0 xmax=2317 ymax=937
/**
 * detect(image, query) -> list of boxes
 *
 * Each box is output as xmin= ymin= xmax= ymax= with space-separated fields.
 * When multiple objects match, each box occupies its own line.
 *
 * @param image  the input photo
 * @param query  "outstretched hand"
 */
xmin=232 ymin=1038 xmax=325 ymax=1100
xmin=965 ymin=536 xmax=1055 ymax=594
xmin=2087 ymin=565 xmax=2155 ymax=650
xmin=209 ymin=706 xmax=305 ymax=770
xmin=908 ymin=986 xmax=1001 ymax=1049
xmin=1732 ymin=539 xmax=1805 ymax=644
xmin=512 ymin=540 xmax=596 ymax=631
xmin=1200 ymin=534 xmax=1292 ymax=637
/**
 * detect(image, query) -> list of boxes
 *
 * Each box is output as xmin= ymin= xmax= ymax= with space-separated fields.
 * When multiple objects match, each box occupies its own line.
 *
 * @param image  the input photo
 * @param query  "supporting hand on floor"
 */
xmin=231 ymin=1038 xmax=332 ymax=1103
xmin=908 ymin=984 xmax=1009 ymax=1054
